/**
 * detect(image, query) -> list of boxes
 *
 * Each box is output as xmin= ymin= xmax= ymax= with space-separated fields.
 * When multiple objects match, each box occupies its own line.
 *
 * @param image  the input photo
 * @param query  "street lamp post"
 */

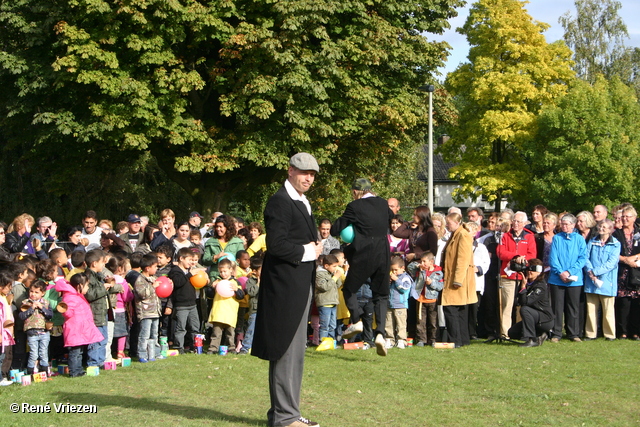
xmin=420 ymin=85 xmax=435 ymax=213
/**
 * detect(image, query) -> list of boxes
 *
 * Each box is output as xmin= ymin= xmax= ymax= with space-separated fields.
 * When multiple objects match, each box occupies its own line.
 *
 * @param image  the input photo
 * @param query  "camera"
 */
xmin=509 ymin=258 xmax=527 ymax=272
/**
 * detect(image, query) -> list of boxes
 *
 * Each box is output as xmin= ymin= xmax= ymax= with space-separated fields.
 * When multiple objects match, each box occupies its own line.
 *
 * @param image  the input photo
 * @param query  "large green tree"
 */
xmin=524 ymin=75 xmax=640 ymax=212
xmin=442 ymin=0 xmax=574 ymax=209
xmin=0 ymin=0 xmax=463 ymax=215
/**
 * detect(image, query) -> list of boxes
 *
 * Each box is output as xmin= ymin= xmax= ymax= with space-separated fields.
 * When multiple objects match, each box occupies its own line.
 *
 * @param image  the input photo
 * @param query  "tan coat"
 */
xmin=441 ymin=226 xmax=478 ymax=306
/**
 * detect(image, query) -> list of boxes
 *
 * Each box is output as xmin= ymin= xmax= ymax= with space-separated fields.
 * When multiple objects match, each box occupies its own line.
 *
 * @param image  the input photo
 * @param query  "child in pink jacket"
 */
xmin=55 ymin=273 xmax=104 ymax=377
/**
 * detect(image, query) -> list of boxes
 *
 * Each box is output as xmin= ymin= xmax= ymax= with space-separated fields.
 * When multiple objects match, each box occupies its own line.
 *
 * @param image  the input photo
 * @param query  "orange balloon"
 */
xmin=190 ymin=270 xmax=208 ymax=289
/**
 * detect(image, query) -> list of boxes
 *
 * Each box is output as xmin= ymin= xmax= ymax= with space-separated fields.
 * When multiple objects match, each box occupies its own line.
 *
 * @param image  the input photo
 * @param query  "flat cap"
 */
xmin=289 ymin=152 xmax=319 ymax=173
xmin=352 ymin=178 xmax=372 ymax=191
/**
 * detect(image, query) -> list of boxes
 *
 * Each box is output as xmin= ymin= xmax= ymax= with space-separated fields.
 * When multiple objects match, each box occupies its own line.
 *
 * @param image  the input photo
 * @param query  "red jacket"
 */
xmin=496 ymin=228 xmax=537 ymax=280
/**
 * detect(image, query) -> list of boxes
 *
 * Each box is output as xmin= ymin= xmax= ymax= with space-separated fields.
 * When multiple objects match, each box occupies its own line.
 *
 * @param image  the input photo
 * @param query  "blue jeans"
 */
xmin=87 ymin=324 xmax=108 ymax=367
xmin=318 ymin=305 xmax=337 ymax=340
xmin=138 ymin=318 xmax=159 ymax=360
xmin=68 ymin=346 xmax=84 ymax=376
xmin=26 ymin=332 xmax=50 ymax=369
xmin=241 ymin=313 xmax=257 ymax=352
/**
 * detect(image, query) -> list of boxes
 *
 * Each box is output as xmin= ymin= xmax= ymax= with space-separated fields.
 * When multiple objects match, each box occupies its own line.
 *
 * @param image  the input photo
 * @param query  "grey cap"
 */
xmin=352 ymin=178 xmax=372 ymax=191
xmin=289 ymin=152 xmax=320 ymax=173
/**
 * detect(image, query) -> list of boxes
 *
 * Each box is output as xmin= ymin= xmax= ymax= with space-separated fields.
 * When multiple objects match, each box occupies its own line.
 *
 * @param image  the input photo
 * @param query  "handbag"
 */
xmin=627 ymin=267 xmax=640 ymax=290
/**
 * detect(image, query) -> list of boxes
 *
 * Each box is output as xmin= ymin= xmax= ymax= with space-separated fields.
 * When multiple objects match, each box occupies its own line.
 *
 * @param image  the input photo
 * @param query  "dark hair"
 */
xmin=141 ymin=224 xmax=158 ymax=245
xmin=176 ymin=247 xmax=194 ymax=260
xmin=250 ymin=256 xmax=263 ymax=271
xmin=36 ymin=259 xmax=57 ymax=281
xmin=140 ymin=253 xmax=158 ymax=270
xmin=177 ymin=221 xmax=191 ymax=230
xmin=214 ymin=215 xmax=236 ymax=242
xmin=329 ymin=248 xmax=344 ymax=256
xmin=70 ymin=251 xmax=86 ymax=268
xmin=30 ymin=279 xmax=48 ymax=293
xmin=129 ymin=252 xmax=144 ymax=269
xmin=420 ymin=251 xmax=435 ymax=261
xmin=467 ymin=207 xmax=484 ymax=218
xmin=0 ymin=271 xmax=12 ymax=288
xmin=322 ymin=254 xmax=338 ymax=265
xmin=319 ymin=218 xmax=332 ymax=227
xmin=66 ymin=225 xmax=83 ymax=238
xmin=237 ymin=228 xmax=252 ymax=247
xmin=189 ymin=229 xmax=201 ymax=239
xmin=69 ymin=272 xmax=88 ymax=292
xmin=236 ymin=250 xmax=249 ymax=259
xmin=83 ymin=210 xmax=98 ymax=221
xmin=85 ymin=249 xmax=105 ymax=268
xmin=10 ymin=261 xmax=29 ymax=281
xmin=155 ymin=244 xmax=173 ymax=258
xmin=106 ymin=254 xmax=126 ymax=275
xmin=414 ymin=206 xmax=434 ymax=231
xmin=391 ymin=214 xmax=404 ymax=224
xmin=532 ymin=204 xmax=549 ymax=219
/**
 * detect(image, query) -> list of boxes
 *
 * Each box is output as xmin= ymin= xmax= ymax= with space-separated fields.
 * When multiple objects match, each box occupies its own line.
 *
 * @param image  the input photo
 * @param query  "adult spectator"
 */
xmin=467 ymin=207 xmax=489 ymax=239
xmin=593 ymin=205 xmax=608 ymax=224
xmin=464 ymin=222 xmax=490 ymax=340
xmin=440 ymin=212 xmax=477 ymax=348
xmin=612 ymin=206 xmax=640 ymax=340
xmin=81 ymin=210 xmax=102 ymax=250
xmin=584 ymin=219 xmax=619 ymax=341
xmin=485 ymin=212 xmax=499 ymax=232
xmin=496 ymin=211 xmax=537 ymax=338
xmin=318 ymin=219 xmax=340 ymax=255
xmin=508 ymin=259 xmax=553 ymax=347
xmin=235 ymin=217 xmax=246 ymax=231
xmin=576 ymin=211 xmax=597 ymax=242
xmin=252 ymin=153 xmax=321 ymax=427
xmin=99 ymin=229 xmax=126 ymax=254
xmin=548 ymin=213 xmax=587 ymax=342
xmin=202 ymin=215 xmax=244 ymax=280
xmin=246 ymin=222 xmax=266 ymax=257
xmin=525 ymin=205 xmax=548 ymax=234
xmin=150 ymin=209 xmax=177 ymax=251
xmin=140 ymin=215 xmax=149 ymax=231
xmin=392 ymin=206 xmax=438 ymax=262
xmin=534 ymin=213 xmax=558 ymax=271
xmin=388 ymin=198 xmax=400 ymax=215
xmin=331 ymin=178 xmax=394 ymax=356
xmin=188 ymin=211 xmax=204 ymax=231
xmin=0 ymin=222 xmax=11 ymax=262
xmin=120 ymin=214 xmax=143 ymax=254
xmin=31 ymin=216 xmax=58 ymax=253
xmin=60 ymin=226 xmax=87 ymax=255
xmin=4 ymin=213 xmax=46 ymax=258
xmin=134 ymin=224 xmax=158 ymax=255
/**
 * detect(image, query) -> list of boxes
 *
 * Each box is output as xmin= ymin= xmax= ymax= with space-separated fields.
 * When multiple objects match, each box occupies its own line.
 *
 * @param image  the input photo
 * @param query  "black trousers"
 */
xmin=615 ymin=296 xmax=640 ymax=337
xmin=509 ymin=306 xmax=554 ymax=340
xmin=443 ymin=305 xmax=470 ymax=347
xmin=356 ymin=299 xmax=374 ymax=345
xmin=550 ymin=285 xmax=581 ymax=339
xmin=482 ymin=276 xmax=500 ymax=338
xmin=343 ymin=287 xmax=388 ymax=337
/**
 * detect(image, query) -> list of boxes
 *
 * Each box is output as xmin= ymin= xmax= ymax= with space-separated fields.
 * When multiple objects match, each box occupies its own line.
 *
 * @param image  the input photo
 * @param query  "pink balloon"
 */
xmin=155 ymin=276 xmax=173 ymax=298
xmin=216 ymin=280 xmax=235 ymax=298
xmin=236 ymin=276 xmax=248 ymax=291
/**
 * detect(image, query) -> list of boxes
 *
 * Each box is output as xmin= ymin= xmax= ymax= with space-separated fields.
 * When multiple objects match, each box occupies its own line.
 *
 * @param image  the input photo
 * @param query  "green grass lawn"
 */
xmin=1 ymin=339 xmax=639 ymax=426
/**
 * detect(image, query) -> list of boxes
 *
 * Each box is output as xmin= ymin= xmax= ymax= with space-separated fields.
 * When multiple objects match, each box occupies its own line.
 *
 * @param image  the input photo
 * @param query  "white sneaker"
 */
xmin=375 ymin=334 xmax=387 ymax=356
xmin=0 ymin=379 xmax=14 ymax=386
xmin=342 ymin=321 xmax=363 ymax=339
xmin=397 ymin=340 xmax=406 ymax=349
xmin=385 ymin=338 xmax=393 ymax=349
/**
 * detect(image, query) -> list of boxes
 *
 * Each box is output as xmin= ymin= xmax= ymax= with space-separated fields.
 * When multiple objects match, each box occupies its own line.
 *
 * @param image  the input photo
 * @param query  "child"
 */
xmin=154 ymin=245 xmax=174 ymax=342
xmin=134 ymin=253 xmax=162 ymax=362
xmin=18 ymin=280 xmax=53 ymax=374
xmin=330 ymin=248 xmax=350 ymax=340
xmin=9 ymin=262 xmax=31 ymax=371
xmin=106 ymin=255 xmax=134 ymax=360
xmin=49 ymin=248 xmax=70 ymax=279
xmin=315 ymin=254 xmax=342 ymax=342
xmin=189 ymin=229 xmax=204 ymax=261
xmin=65 ymin=251 xmax=86 ymax=281
xmin=239 ymin=256 xmax=263 ymax=354
xmin=168 ymin=248 xmax=202 ymax=354
xmin=385 ymin=256 xmax=413 ymax=349
xmin=37 ymin=260 xmax=65 ymax=364
xmin=84 ymin=249 xmax=119 ymax=367
xmin=410 ymin=251 xmax=443 ymax=346
xmin=55 ymin=273 xmax=104 ymax=377
xmin=207 ymin=258 xmax=244 ymax=355
xmin=0 ymin=271 xmax=16 ymax=385
xmin=234 ymin=250 xmax=251 ymax=349
xmin=125 ymin=252 xmax=143 ymax=358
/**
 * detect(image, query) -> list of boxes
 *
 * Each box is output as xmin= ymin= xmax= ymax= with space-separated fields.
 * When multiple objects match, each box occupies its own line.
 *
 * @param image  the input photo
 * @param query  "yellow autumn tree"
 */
xmin=442 ymin=0 xmax=575 ymax=209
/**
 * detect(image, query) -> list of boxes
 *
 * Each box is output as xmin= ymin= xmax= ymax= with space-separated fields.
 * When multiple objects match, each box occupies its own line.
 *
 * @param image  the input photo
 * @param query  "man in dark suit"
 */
xmin=331 ymin=178 xmax=394 ymax=356
xmin=252 ymin=153 xmax=322 ymax=427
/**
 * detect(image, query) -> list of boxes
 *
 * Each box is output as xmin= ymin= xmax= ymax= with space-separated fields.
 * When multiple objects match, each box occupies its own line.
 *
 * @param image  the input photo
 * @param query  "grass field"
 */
xmin=1 ymin=338 xmax=639 ymax=427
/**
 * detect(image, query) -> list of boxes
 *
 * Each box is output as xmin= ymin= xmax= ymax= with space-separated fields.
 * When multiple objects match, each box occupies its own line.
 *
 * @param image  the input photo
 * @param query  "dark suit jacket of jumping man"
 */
xmin=330 ymin=195 xmax=394 ymax=325
xmin=252 ymin=186 xmax=317 ymax=361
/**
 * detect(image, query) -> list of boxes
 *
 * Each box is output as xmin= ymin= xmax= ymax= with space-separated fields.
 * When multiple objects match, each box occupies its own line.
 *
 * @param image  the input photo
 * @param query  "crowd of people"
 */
xmin=0 ymin=199 xmax=638 ymax=387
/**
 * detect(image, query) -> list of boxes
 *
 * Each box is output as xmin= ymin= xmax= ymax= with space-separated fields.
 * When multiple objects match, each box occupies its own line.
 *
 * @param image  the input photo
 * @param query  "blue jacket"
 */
xmin=411 ymin=266 xmax=444 ymax=301
xmin=584 ymin=236 xmax=620 ymax=297
xmin=388 ymin=272 xmax=412 ymax=309
xmin=549 ymin=230 xmax=587 ymax=287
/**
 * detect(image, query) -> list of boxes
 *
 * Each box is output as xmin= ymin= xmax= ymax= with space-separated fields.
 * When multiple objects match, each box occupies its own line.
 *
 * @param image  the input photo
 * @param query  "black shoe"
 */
xmin=519 ymin=339 xmax=539 ymax=348
xmin=178 ymin=348 xmax=185 ymax=355
xmin=537 ymin=332 xmax=548 ymax=346
xmin=70 ymin=372 xmax=86 ymax=378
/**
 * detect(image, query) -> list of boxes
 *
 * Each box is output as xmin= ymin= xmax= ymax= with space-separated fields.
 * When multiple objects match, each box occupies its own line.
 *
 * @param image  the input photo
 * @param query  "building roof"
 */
xmin=418 ymin=148 xmax=458 ymax=183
